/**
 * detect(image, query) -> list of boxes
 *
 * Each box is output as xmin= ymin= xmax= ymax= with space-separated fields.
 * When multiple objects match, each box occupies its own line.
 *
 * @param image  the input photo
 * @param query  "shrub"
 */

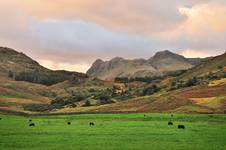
xmin=99 ymin=93 xmax=112 ymax=104
xmin=185 ymin=77 xmax=198 ymax=87
xmin=218 ymin=65 xmax=224 ymax=70
xmin=115 ymin=77 xmax=129 ymax=83
xmin=142 ymin=84 xmax=160 ymax=96
xmin=51 ymin=97 xmax=66 ymax=108
xmin=83 ymin=100 xmax=92 ymax=107
xmin=8 ymin=71 xmax=14 ymax=78
xmin=129 ymin=76 xmax=162 ymax=83
xmin=114 ymin=92 xmax=133 ymax=100
xmin=88 ymin=88 xmax=96 ymax=92
xmin=62 ymin=93 xmax=87 ymax=106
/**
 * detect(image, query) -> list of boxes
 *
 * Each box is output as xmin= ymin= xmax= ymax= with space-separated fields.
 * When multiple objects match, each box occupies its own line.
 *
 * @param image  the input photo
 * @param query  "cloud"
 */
xmin=17 ymin=0 xmax=185 ymax=35
xmin=178 ymin=2 xmax=226 ymax=37
xmin=180 ymin=49 xmax=214 ymax=58
xmin=0 ymin=18 xmax=167 ymax=70
xmin=0 ymin=0 xmax=225 ymax=72
xmin=39 ymin=60 xmax=90 ymax=72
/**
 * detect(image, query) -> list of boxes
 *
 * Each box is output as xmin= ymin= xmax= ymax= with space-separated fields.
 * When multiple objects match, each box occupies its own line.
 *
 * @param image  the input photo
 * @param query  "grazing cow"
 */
xmin=67 ymin=122 xmax=71 ymax=125
xmin=29 ymin=123 xmax=35 ymax=127
xmin=89 ymin=122 xmax=95 ymax=126
xmin=168 ymin=122 xmax=173 ymax=125
xmin=29 ymin=119 xmax=32 ymax=122
xmin=178 ymin=125 xmax=185 ymax=129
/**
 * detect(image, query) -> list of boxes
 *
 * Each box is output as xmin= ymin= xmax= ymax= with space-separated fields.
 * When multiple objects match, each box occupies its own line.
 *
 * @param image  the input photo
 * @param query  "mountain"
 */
xmin=87 ymin=50 xmax=204 ymax=81
xmin=87 ymin=57 xmax=159 ymax=81
xmin=0 ymin=47 xmax=88 ymax=85
xmin=148 ymin=50 xmax=193 ymax=72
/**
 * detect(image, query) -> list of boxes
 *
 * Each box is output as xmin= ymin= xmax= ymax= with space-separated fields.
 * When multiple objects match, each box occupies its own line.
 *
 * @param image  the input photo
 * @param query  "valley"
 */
xmin=0 ymin=47 xmax=226 ymax=115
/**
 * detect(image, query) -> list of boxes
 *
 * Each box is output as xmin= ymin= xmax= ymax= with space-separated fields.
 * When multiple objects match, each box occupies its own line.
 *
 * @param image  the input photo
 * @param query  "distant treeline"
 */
xmin=10 ymin=70 xmax=73 ymax=86
xmin=115 ymin=70 xmax=187 ymax=83
xmin=115 ymin=76 xmax=162 ymax=83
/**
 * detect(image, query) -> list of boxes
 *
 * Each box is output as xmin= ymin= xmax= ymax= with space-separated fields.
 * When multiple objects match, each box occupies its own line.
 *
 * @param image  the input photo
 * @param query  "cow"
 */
xmin=67 ymin=122 xmax=71 ymax=125
xmin=89 ymin=122 xmax=95 ymax=126
xmin=168 ymin=122 xmax=173 ymax=125
xmin=178 ymin=125 xmax=185 ymax=129
xmin=29 ymin=123 xmax=35 ymax=127
xmin=29 ymin=119 xmax=32 ymax=122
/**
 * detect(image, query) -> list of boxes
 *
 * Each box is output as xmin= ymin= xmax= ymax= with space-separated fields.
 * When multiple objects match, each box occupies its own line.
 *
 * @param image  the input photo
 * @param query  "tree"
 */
xmin=14 ymin=71 xmax=70 ymax=85
xmin=84 ymin=100 xmax=91 ymax=107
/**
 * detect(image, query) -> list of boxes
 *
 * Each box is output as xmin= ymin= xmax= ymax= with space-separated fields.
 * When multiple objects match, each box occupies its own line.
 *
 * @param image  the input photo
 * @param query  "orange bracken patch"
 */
xmin=177 ymin=85 xmax=226 ymax=98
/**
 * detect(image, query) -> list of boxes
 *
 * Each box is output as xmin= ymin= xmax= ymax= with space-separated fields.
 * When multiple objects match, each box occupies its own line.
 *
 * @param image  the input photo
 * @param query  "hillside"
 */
xmin=179 ymin=51 xmax=226 ymax=80
xmin=0 ymin=47 xmax=88 ymax=85
xmin=0 ymin=76 xmax=52 ymax=114
xmin=87 ymin=50 xmax=204 ymax=81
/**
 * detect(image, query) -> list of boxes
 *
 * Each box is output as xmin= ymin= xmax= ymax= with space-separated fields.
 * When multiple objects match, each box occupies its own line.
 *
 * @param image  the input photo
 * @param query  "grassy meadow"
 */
xmin=0 ymin=113 xmax=226 ymax=150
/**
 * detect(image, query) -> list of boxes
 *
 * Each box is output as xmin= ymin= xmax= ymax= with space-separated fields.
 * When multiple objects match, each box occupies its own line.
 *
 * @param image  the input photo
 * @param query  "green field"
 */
xmin=0 ymin=114 xmax=226 ymax=150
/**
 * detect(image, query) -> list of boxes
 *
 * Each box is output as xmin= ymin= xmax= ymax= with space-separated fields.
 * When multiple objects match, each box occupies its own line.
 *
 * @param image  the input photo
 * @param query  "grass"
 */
xmin=191 ymin=96 xmax=226 ymax=109
xmin=0 ymin=114 xmax=226 ymax=150
xmin=209 ymin=78 xmax=226 ymax=87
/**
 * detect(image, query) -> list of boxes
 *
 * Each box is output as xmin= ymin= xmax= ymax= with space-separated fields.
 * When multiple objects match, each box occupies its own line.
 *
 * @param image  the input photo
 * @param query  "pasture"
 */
xmin=0 ymin=114 xmax=226 ymax=150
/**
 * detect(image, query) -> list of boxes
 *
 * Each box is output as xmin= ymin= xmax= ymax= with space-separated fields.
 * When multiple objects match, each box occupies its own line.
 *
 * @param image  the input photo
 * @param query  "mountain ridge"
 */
xmin=87 ymin=50 xmax=206 ymax=80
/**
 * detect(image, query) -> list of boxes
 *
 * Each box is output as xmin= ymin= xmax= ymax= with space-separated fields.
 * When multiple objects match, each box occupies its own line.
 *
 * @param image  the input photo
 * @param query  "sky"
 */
xmin=0 ymin=0 xmax=226 ymax=72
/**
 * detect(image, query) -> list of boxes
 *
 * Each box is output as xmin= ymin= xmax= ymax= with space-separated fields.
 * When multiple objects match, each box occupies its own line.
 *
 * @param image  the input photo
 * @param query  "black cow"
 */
xmin=168 ymin=122 xmax=173 ymax=125
xmin=89 ymin=122 xmax=95 ymax=126
xmin=29 ymin=119 xmax=32 ymax=122
xmin=67 ymin=122 xmax=71 ymax=125
xmin=29 ymin=123 xmax=35 ymax=127
xmin=178 ymin=125 xmax=185 ymax=129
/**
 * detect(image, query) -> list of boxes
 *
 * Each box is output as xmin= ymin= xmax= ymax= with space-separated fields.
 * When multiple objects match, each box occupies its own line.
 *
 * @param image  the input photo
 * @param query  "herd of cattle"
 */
xmin=0 ymin=115 xmax=185 ymax=129
xmin=27 ymin=119 xmax=95 ymax=127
